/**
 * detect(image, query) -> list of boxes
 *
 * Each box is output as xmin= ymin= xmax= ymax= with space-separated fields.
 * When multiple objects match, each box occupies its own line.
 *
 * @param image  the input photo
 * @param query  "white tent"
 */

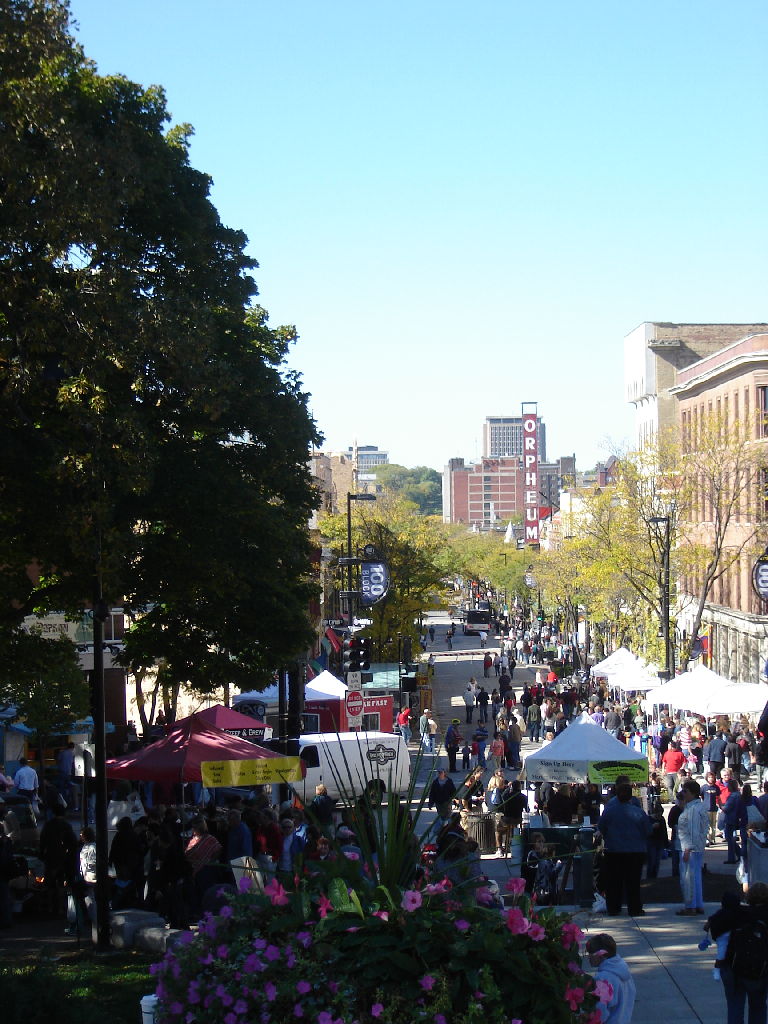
xmin=644 ymin=663 xmax=734 ymax=712
xmin=611 ymin=665 xmax=661 ymax=693
xmin=304 ymin=670 xmax=348 ymax=702
xmin=523 ymin=712 xmax=648 ymax=785
xmin=591 ymin=648 xmax=640 ymax=678
xmin=700 ymin=682 xmax=768 ymax=717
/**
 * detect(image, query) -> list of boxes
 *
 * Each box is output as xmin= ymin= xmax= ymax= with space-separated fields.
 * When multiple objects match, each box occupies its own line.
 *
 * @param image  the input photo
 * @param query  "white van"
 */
xmin=292 ymin=731 xmax=411 ymax=806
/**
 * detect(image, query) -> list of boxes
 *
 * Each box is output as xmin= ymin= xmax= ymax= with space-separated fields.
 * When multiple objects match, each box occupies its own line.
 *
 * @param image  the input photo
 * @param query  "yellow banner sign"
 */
xmin=201 ymin=756 xmax=303 ymax=788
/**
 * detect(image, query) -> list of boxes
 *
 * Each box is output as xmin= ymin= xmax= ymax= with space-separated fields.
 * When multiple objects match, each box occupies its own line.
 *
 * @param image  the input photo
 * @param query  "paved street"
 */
xmin=415 ymin=610 xmax=737 ymax=1024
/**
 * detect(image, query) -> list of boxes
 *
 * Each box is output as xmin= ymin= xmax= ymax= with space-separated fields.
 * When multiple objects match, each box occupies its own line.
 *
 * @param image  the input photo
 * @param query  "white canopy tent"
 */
xmin=523 ymin=712 xmax=648 ymax=785
xmin=700 ymin=682 xmax=768 ymax=717
xmin=644 ymin=664 xmax=738 ymax=715
xmin=304 ymin=670 xmax=348 ymax=702
xmin=591 ymin=648 xmax=640 ymax=678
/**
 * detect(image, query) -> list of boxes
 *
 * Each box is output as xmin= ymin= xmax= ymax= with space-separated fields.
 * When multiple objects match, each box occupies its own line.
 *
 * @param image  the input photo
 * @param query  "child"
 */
xmin=525 ymin=833 xmax=561 ymax=905
xmin=461 ymin=740 xmax=472 ymax=771
xmin=585 ymin=933 xmax=636 ymax=1024
xmin=702 ymin=891 xmax=742 ymax=980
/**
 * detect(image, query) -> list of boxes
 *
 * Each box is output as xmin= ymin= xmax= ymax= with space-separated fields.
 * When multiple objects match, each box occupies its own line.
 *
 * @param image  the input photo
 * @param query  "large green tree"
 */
xmin=0 ymin=0 xmax=320 ymax=703
xmin=374 ymin=464 xmax=442 ymax=516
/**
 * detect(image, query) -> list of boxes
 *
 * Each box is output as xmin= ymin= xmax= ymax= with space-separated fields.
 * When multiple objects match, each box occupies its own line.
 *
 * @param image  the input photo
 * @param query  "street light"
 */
xmin=341 ymin=492 xmax=376 ymax=623
xmin=650 ymin=506 xmax=675 ymax=682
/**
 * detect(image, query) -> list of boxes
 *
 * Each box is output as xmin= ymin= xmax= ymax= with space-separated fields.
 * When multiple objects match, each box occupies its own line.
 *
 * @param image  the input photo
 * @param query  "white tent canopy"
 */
xmin=643 ymin=663 xmax=734 ymax=712
xmin=304 ymin=670 xmax=348 ymax=702
xmin=523 ymin=712 xmax=648 ymax=785
xmin=700 ymin=682 xmax=768 ymax=717
xmin=591 ymin=648 xmax=640 ymax=678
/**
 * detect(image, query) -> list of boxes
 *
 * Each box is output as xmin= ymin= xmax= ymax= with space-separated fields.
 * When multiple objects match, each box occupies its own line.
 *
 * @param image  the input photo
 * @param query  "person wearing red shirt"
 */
xmin=661 ymin=743 xmax=686 ymax=801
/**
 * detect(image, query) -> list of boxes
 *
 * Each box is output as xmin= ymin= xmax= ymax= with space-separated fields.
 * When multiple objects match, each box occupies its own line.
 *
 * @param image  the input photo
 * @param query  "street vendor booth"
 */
xmin=106 ymin=714 xmax=303 ymax=790
xmin=523 ymin=712 xmax=649 ymax=787
xmin=302 ymin=671 xmax=394 ymax=733
xmin=182 ymin=704 xmax=272 ymax=743
xmin=522 ymin=713 xmax=649 ymax=907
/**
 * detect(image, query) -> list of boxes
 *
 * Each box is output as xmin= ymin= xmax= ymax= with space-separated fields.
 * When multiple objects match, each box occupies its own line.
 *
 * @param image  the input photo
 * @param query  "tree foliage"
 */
xmin=0 ymin=0 xmax=320 ymax=705
xmin=373 ymin=464 xmax=442 ymax=516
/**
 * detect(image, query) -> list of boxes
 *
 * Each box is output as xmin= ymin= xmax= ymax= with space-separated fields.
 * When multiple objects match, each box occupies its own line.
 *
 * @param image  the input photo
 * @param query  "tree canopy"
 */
xmin=0 ymin=0 xmax=320 ymax=699
xmin=373 ymin=464 xmax=442 ymax=516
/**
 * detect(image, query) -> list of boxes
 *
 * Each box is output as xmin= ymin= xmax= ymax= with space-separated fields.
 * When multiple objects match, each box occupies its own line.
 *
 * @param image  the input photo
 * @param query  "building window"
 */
xmin=758 ymin=386 xmax=768 ymax=438
xmin=362 ymin=713 xmax=380 ymax=731
xmin=303 ymin=714 xmax=320 ymax=733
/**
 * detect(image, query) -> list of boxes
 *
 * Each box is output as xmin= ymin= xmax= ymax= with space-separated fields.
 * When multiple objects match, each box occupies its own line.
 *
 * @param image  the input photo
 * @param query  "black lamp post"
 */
xmin=341 ymin=492 xmax=376 ymax=624
xmin=650 ymin=508 xmax=674 ymax=681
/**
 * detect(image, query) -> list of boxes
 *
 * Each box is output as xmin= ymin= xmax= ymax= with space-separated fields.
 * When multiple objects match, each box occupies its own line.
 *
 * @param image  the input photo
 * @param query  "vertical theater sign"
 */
xmin=522 ymin=403 xmax=540 ymax=546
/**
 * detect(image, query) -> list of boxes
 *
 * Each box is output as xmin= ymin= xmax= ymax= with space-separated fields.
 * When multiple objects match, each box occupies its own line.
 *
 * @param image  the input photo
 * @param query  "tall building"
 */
xmin=483 ymin=416 xmax=547 ymax=462
xmin=624 ymin=322 xmax=768 ymax=447
xmin=668 ymin=331 xmax=768 ymax=682
xmin=442 ymin=456 xmax=524 ymax=530
xmin=346 ymin=445 xmax=389 ymax=470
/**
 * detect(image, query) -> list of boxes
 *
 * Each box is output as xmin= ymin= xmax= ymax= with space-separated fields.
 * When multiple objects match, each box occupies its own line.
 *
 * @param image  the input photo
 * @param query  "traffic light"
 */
xmin=537 ymin=610 xmax=544 ymax=623
xmin=343 ymin=636 xmax=371 ymax=673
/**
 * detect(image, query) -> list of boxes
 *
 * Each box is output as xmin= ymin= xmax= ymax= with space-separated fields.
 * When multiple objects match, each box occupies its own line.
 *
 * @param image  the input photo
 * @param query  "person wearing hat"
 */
xmin=444 ymin=719 xmax=462 ymax=773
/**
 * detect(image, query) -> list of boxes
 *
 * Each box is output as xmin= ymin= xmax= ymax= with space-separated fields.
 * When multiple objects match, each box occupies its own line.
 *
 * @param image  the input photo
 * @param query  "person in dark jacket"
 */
xmin=109 ymin=816 xmax=146 ymax=909
xmin=428 ymin=770 xmax=457 ymax=821
xmin=307 ymin=784 xmax=336 ymax=839
xmin=725 ymin=734 xmax=744 ymax=783
xmin=39 ymin=805 xmax=78 ymax=916
xmin=597 ymin=783 xmax=655 ymax=916
xmin=722 ymin=780 xmax=746 ymax=864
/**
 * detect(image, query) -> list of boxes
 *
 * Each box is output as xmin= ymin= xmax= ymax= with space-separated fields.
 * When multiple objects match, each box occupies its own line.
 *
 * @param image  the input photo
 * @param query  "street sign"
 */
xmin=345 ymin=688 xmax=364 ymax=728
xmin=346 ymin=670 xmax=362 ymax=687
xmin=752 ymin=548 xmax=768 ymax=601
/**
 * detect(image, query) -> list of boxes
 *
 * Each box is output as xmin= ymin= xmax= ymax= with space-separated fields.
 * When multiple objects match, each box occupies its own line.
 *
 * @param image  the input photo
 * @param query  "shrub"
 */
xmin=153 ymin=873 xmax=606 ymax=1024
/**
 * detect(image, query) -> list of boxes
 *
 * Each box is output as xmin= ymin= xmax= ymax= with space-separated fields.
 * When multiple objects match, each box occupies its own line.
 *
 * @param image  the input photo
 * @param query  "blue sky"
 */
xmin=68 ymin=0 xmax=768 ymax=471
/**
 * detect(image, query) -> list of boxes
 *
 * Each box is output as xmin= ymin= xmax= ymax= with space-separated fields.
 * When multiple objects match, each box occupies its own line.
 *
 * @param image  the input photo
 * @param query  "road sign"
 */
xmin=345 ymin=688 xmax=364 ymax=728
xmin=752 ymin=548 xmax=768 ymax=601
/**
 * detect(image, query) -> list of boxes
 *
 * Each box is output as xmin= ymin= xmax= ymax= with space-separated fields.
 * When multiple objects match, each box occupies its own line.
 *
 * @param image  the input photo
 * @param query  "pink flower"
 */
xmin=564 ymin=986 xmax=585 ymax=1011
xmin=371 ymin=1004 xmax=384 ymax=1018
xmin=263 ymin=878 xmax=290 ymax=906
xmin=504 ymin=877 xmax=526 ymax=896
xmin=297 ymin=981 xmax=311 ymax=995
xmin=317 ymin=894 xmax=333 ymax=918
xmin=264 ymin=982 xmax=277 ymax=1002
xmin=423 ymin=880 xmax=449 ymax=895
xmin=505 ymin=907 xmax=530 ymax=935
xmin=454 ymin=919 xmax=470 ymax=932
xmin=401 ymin=889 xmax=423 ymax=912
xmin=419 ymin=974 xmax=436 ymax=991
xmin=475 ymin=886 xmax=495 ymax=906
xmin=372 ymin=911 xmax=389 ymax=921
xmin=595 ymin=979 xmax=614 ymax=1004
xmin=527 ymin=922 xmax=546 ymax=942
xmin=561 ymin=921 xmax=584 ymax=949
xmin=343 ymin=850 xmax=360 ymax=861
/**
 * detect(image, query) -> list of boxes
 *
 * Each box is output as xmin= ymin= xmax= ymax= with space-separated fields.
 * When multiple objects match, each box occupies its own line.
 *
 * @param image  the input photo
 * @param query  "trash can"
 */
xmin=466 ymin=813 xmax=496 ymax=854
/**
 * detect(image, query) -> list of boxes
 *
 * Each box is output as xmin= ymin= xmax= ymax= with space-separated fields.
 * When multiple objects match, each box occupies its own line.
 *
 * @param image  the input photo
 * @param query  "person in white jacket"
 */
xmin=676 ymin=779 xmax=710 ymax=916
xmin=585 ymin=933 xmax=636 ymax=1024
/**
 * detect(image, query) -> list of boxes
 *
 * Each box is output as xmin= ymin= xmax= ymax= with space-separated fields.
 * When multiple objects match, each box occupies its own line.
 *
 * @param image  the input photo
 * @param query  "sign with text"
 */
xmin=200 ymin=756 xmax=303 ymax=788
xmin=521 ymin=408 xmax=540 ymax=545
xmin=360 ymin=560 xmax=390 ymax=606
xmin=345 ymin=688 xmax=365 ymax=728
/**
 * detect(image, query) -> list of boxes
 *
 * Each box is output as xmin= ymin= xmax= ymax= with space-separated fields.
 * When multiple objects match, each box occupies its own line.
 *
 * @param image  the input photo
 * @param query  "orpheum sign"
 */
xmin=522 ymin=408 xmax=540 ymax=545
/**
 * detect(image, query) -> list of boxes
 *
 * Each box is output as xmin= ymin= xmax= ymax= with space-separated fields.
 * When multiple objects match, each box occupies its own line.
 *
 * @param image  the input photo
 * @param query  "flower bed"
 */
xmin=152 ymin=873 xmax=607 ymax=1024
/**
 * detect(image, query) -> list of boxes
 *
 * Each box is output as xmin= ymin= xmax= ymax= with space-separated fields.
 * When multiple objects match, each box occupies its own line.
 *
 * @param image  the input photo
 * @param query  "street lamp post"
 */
xmin=341 ymin=492 xmax=376 ymax=624
xmin=650 ymin=508 xmax=675 ymax=681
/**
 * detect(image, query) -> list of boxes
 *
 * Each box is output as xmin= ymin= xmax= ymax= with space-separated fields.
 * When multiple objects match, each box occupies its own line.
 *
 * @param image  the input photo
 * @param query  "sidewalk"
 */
xmin=418 ymin=610 xmax=734 ymax=1024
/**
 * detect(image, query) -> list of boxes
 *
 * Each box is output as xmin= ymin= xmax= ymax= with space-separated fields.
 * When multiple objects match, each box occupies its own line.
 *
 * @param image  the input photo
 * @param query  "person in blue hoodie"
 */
xmin=585 ymin=933 xmax=637 ymax=1024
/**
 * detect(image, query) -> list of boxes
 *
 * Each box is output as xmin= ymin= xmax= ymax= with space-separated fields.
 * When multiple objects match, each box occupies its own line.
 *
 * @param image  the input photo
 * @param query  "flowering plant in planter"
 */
xmin=153 ymin=871 xmax=607 ymax=1024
